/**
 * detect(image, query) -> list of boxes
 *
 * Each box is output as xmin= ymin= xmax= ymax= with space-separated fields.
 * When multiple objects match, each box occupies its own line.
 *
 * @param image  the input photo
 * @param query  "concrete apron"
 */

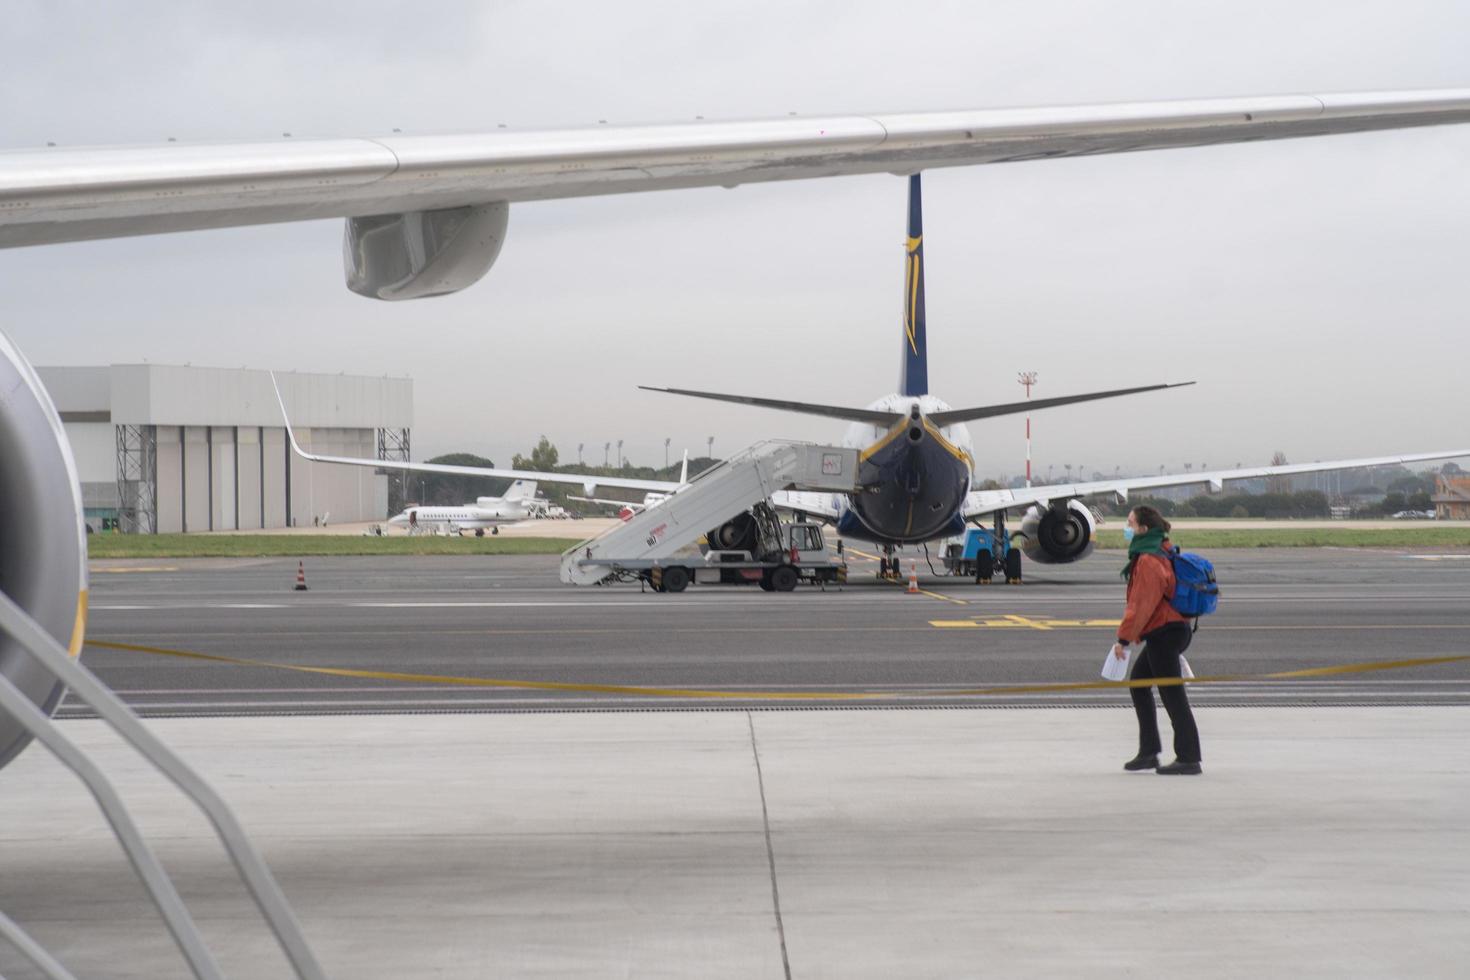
xmin=0 ymin=707 xmax=1466 ymax=979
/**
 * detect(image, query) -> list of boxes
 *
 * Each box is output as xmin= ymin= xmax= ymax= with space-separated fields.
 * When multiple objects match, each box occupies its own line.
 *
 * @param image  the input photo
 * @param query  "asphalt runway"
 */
xmin=73 ymin=547 xmax=1470 ymax=716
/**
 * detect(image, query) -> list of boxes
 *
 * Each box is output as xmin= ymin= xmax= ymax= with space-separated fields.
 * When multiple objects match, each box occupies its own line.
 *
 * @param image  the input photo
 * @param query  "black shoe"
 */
xmin=1123 ymin=753 xmax=1159 ymax=772
xmin=1156 ymin=760 xmax=1202 ymax=775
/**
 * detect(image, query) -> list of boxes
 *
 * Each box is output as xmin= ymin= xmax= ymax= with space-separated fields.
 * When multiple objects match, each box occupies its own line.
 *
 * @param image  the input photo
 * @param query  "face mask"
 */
xmin=1123 ymin=526 xmax=1136 ymax=543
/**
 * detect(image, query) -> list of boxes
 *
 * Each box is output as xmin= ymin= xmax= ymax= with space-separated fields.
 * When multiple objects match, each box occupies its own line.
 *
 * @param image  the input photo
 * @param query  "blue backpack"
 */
xmin=1168 ymin=547 xmax=1219 ymax=619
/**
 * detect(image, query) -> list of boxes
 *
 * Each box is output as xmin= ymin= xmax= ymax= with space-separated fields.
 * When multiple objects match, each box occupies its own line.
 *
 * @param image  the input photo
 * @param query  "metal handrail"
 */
xmin=0 ymin=909 xmax=82 ymax=980
xmin=0 ymin=589 xmax=325 ymax=979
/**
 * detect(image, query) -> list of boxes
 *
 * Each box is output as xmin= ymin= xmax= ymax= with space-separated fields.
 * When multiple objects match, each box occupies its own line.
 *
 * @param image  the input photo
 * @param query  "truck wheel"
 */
xmin=975 ymin=550 xmax=993 ymax=584
xmin=758 ymin=573 xmax=775 ymax=592
xmin=1004 ymin=549 xmax=1022 ymax=584
xmin=770 ymin=565 xmax=799 ymax=592
xmin=662 ymin=566 xmax=691 ymax=593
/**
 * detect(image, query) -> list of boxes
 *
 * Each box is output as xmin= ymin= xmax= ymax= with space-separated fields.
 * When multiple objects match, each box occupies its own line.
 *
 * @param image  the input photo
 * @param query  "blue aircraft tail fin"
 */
xmin=900 ymin=174 xmax=928 ymax=397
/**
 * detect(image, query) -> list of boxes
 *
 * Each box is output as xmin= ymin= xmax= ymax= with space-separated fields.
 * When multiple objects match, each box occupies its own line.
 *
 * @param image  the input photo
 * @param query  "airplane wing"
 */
xmin=5 ymin=90 xmax=1470 ymax=298
xmin=272 ymin=376 xmax=680 ymax=495
xmin=962 ymin=449 xmax=1470 ymax=518
xmin=568 ymin=495 xmax=648 ymax=512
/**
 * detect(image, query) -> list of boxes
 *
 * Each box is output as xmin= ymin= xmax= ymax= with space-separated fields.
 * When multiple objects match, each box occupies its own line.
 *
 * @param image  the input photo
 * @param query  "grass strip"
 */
xmin=1093 ymin=527 xmax=1470 ymax=549
xmin=87 ymin=534 xmax=580 ymax=558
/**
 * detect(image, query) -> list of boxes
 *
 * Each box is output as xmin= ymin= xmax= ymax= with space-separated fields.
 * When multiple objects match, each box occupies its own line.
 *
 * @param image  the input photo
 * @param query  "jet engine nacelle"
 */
xmin=1017 ymin=499 xmax=1096 ymax=565
xmin=0 ymin=331 xmax=89 ymax=769
xmin=344 ymin=201 xmax=509 ymax=301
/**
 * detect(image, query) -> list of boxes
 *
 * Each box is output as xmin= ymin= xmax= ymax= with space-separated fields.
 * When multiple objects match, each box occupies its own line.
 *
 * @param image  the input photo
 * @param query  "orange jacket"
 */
xmin=1118 ymin=547 xmax=1187 ymax=644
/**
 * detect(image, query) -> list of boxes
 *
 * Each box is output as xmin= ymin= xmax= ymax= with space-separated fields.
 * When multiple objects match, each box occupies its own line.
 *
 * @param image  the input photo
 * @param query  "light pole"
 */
xmin=707 ymin=435 xmax=714 ymax=460
xmin=577 ymin=443 xmax=584 ymax=465
xmin=1018 ymin=371 xmax=1038 ymax=487
xmin=603 ymin=442 xmax=610 ymax=467
xmin=617 ymin=439 xmax=624 ymax=469
xmin=664 ymin=437 xmax=671 ymax=470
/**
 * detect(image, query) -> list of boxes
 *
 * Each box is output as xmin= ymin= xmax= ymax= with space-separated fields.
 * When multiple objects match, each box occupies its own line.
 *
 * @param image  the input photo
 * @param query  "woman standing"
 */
xmin=1111 ymin=505 xmax=1202 ymax=775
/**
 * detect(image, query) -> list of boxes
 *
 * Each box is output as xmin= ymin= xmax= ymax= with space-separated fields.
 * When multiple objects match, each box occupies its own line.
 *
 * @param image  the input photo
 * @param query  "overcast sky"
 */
xmin=4 ymin=1 xmax=1468 ymax=477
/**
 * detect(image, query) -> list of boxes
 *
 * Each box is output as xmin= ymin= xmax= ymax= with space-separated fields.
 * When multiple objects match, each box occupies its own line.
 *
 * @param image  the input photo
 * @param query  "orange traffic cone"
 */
xmin=907 ymin=560 xmax=919 ymax=594
xmin=294 ymin=561 xmax=308 ymax=591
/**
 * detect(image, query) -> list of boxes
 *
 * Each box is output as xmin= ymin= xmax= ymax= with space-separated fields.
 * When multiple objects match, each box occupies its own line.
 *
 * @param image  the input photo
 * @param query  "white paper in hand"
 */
xmin=1101 ymin=647 xmax=1131 ymax=682
xmin=1179 ymin=655 xmax=1195 ymax=680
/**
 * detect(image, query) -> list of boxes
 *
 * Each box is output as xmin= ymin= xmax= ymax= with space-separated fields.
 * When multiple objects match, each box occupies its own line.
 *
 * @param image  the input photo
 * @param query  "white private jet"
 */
xmin=7 ymin=89 xmax=1470 ymax=795
xmin=391 ymin=479 xmax=539 ymax=535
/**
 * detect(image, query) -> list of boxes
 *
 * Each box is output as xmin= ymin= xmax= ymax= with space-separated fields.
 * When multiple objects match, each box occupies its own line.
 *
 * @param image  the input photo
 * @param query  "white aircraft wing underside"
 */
xmin=5 ymin=89 xmax=1470 ymax=248
xmin=963 ymin=448 xmax=1470 ymax=518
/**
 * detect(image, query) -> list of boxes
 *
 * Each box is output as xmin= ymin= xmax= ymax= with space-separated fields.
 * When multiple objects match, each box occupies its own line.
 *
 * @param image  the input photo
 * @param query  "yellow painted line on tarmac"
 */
xmin=85 ymin=639 xmax=1470 ymax=700
xmin=931 ymin=620 xmax=1470 ymax=632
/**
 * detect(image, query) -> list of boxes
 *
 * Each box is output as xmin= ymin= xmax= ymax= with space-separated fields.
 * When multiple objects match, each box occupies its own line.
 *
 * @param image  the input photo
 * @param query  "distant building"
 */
xmin=1432 ymin=474 xmax=1470 ymax=520
xmin=38 ymin=365 xmax=412 ymax=533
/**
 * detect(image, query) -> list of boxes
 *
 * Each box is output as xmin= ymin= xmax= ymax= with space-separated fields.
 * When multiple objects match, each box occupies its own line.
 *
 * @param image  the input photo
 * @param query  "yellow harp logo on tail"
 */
xmin=904 ymin=234 xmax=922 ymax=355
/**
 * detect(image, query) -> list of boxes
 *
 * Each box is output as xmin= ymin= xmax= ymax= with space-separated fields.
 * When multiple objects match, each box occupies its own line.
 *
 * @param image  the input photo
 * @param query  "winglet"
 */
xmin=269 ymin=371 xmax=314 ymax=462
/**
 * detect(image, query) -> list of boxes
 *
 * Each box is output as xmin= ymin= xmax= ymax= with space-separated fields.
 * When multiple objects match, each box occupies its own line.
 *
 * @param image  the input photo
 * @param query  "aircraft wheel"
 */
xmin=475 ymin=528 xmax=485 ymax=538
xmin=663 ymin=566 xmax=691 ymax=593
xmin=492 ymin=526 xmax=499 ymax=535
xmin=1004 ymin=549 xmax=1023 ymax=584
xmin=975 ymin=550 xmax=994 ymax=584
xmin=770 ymin=565 xmax=799 ymax=592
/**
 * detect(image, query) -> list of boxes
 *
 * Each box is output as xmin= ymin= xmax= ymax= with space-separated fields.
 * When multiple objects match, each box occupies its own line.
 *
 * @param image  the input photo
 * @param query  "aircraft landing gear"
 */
xmin=492 ymin=526 xmax=499 ymax=535
xmin=974 ymin=548 xmax=993 ymax=585
xmin=878 ymin=544 xmax=898 ymax=580
xmin=1004 ymin=548 xmax=1023 ymax=584
xmin=475 ymin=528 xmax=485 ymax=538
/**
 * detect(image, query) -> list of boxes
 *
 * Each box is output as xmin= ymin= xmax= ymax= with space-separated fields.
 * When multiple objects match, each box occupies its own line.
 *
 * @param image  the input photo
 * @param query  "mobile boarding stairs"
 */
xmin=560 ymin=441 xmax=861 ymax=586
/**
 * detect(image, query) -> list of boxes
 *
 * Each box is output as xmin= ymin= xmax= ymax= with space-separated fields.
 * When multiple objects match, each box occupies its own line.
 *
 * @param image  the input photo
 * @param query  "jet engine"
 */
xmin=0 ymin=331 xmax=88 ymax=769
xmin=1017 ymin=499 xmax=1096 ymax=565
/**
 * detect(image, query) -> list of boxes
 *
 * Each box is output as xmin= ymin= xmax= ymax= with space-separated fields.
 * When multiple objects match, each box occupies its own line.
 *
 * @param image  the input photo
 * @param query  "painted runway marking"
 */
xmin=1405 ymin=554 xmax=1470 ymax=561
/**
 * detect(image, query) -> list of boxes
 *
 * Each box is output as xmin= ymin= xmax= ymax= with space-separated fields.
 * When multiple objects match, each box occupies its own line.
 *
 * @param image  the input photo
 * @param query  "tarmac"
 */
xmin=1 ymin=547 xmax=1467 ymax=976
xmin=78 ymin=548 xmax=1470 ymax=713
xmin=0 ymin=708 xmax=1466 ymax=978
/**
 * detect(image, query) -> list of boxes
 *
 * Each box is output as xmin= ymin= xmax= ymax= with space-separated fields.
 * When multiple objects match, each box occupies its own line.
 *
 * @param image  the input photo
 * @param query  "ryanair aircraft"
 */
xmin=640 ymin=173 xmax=1468 ymax=574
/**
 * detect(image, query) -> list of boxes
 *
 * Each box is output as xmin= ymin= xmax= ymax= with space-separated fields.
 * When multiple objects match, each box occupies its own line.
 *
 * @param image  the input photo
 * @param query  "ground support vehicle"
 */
xmin=942 ymin=523 xmax=1023 ymax=584
xmin=611 ymin=514 xmax=846 ymax=593
xmin=560 ymin=441 xmax=860 ymax=591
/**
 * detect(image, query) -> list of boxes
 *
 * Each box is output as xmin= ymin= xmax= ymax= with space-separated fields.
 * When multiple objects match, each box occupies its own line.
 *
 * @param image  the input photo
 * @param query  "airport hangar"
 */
xmin=36 ymin=365 xmax=412 ymax=533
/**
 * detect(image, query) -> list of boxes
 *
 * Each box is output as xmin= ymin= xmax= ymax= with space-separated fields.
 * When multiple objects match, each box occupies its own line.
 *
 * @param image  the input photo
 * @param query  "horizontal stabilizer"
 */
xmin=928 ymin=382 xmax=1193 ymax=427
xmin=639 ymin=386 xmax=900 ymax=425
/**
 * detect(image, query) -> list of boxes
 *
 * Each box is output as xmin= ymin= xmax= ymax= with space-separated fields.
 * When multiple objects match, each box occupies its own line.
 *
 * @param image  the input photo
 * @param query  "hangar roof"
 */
xmin=36 ymin=365 xmax=411 ymax=428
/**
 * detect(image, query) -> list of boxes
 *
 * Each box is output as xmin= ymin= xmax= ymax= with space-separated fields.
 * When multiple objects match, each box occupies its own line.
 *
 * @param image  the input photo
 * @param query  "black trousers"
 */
xmin=1129 ymin=621 xmax=1202 ymax=763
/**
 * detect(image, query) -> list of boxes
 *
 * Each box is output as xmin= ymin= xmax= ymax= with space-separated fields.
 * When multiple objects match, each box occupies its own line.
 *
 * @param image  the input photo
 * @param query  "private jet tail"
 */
xmin=641 ymin=173 xmax=1192 ymax=426
xmin=503 ymin=479 xmax=538 ymax=501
